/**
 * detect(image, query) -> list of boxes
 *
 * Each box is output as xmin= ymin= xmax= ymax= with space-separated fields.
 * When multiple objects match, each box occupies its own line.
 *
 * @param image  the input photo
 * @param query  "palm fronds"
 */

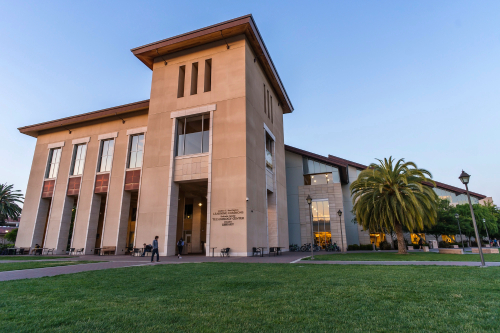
xmin=0 ymin=183 xmax=24 ymax=223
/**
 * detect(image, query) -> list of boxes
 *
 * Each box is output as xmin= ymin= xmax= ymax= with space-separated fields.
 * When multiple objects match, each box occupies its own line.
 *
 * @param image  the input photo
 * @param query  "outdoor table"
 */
xmin=94 ymin=248 xmax=102 ymax=256
xmin=275 ymin=247 xmax=283 ymax=255
xmin=31 ymin=248 xmax=45 ymax=255
xmin=7 ymin=248 xmax=17 ymax=255
xmin=210 ymin=247 xmax=217 ymax=257
xmin=132 ymin=248 xmax=143 ymax=256
xmin=258 ymin=247 xmax=267 ymax=257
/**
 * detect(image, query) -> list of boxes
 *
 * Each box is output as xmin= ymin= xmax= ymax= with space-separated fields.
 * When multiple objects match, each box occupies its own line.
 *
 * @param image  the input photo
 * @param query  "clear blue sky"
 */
xmin=1 ymin=1 xmax=499 ymax=203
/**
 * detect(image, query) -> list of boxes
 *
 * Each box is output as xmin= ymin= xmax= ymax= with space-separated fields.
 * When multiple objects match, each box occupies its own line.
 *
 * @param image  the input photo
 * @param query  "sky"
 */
xmin=1 ymin=1 xmax=499 ymax=203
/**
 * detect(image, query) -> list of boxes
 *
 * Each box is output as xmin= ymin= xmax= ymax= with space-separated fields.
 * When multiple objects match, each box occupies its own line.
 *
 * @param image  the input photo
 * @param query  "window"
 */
xmin=312 ymin=199 xmax=331 ymax=249
xmin=98 ymin=139 xmax=115 ymax=172
xmin=184 ymin=204 xmax=193 ymax=219
xmin=178 ymin=65 xmax=186 ymax=98
xmin=304 ymin=173 xmax=335 ymax=185
xmin=270 ymin=95 xmax=273 ymax=123
xmin=267 ymin=90 xmax=270 ymax=119
xmin=370 ymin=233 xmax=386 ymax=247
xmin=265 ymin=133 xmax=273 ymax=170
xmin=204 ymin=59 xmax=212 ymax=92
xmin=302 ymin=158 xmax=341 ymax=183
xmin=128 ymin=134 xmax=145 ymax=169
xmin=46 ymin=147 xmax=62 ymax=179
xmin=176 ymin=114 xmax=210 ymax=156
xmin=263 ymin=84 xmax=267 ymax=115
xmin=411 ymin=233 xmax=426 ymax=244
xmin=70 ymin=144 xmax=87 ymax=176
xmin=190 ymin=62 xmax=198 ymax=95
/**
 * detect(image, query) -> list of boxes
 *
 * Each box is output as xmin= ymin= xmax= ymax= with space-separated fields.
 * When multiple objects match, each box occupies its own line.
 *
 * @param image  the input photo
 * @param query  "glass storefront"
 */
xmin=312 ymin=199 xmax=331 ymax=248
xmin=410 ymin=233 xmax=426 ymax=244
xmin=370 ymin=233 xmax=385 ymax=247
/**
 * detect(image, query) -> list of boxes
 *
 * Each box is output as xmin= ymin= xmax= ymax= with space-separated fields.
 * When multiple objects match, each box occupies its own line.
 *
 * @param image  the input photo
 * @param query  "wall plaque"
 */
xmin=212 ymin=208 xmax=244 ymax=226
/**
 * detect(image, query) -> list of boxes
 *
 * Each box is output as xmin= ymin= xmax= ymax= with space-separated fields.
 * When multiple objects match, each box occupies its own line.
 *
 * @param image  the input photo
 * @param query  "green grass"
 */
xmin=305 ymin=252 xmax=500 ymax=262
xmin=0 ymin=261 xmax=98 ymax=272
xmin=0 ymin=256 xmax=73 ymax=261
xmin=1 ymin=263 xmax=500 ymax=332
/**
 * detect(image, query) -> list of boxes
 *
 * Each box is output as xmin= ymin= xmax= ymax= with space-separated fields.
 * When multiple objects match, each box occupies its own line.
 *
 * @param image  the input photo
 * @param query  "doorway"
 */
xmin=176 ymin=181 xmax=207 ymax=255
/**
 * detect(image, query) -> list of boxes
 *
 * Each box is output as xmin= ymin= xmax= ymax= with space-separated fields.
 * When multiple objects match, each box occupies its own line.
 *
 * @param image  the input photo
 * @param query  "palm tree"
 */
xmin=350 ymin=157 xmax=438 ymax=254
xmin=0 ymin=183 xmax=24 ymax=224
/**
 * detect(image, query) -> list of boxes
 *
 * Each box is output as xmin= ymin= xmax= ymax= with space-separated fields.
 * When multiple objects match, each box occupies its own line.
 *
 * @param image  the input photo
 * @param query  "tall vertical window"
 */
xmin=190 ymin=62 xmax=198 ymax=95
xmin=267 ymin=90 xmax=270 ymax=119
xmin=70 ymin=144 xmax=87 ymax=176
xmin=204 ymin=59 xmax=212 ymax=92
xmin=312 ymin=199 xmax=331 ymax=249
xmin=98 ymin=139 xmax=115 ymax=172
xmin=178 ymin=65 xmax=186 ymax=98
xmin=270 ymin=95 xmax=273 ymax=123
xmin=265 ymin=133 xmax=273 ymax=170
xmin=46 ymin=147 xmax=62 ymax=179
xmin=263 ymin=84 xmax=267 ymax=115
xmin=176 ymin=114 xmax=210 ymax=156
xmin=128 ymin=134 xmax=145 ymax=169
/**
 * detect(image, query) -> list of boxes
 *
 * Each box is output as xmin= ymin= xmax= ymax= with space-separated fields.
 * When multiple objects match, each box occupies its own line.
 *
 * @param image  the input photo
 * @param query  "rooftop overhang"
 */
xmin=18 ymin=100 xmax=150 ymax=138
xmin=131 ymin=14 xmax=293 ymax=114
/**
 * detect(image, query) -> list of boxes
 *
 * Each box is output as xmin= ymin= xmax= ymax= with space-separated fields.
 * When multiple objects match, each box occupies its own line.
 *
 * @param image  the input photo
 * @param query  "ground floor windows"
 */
xmin=312 ymin=199 xmax=331 ymax=248
xmin=370 ymin=233 xmax=386 ymax=247
xmin=410 ymin=233 xmax=426 ymax=244
xmin=441 ymin=235 xmax=455 ymax=243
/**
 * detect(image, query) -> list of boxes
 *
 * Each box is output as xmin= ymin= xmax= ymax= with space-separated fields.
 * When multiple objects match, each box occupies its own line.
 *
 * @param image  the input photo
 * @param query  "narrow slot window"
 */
xmin=128 ymin=134 xmax=145 ymax=169
xmin=98 ymin=139 xmax=115 ymax=172
xmin=46 ymin=147 xmax=62 ymax=179
xmin=178 ymin=65 xmax=186 ymax=98
xmin=263 ymin=84 xmax=267 ymax=114
xmin=204 ymin=59 xmax=212 ymax=92
xmin=267 ymin=90 xmax=270 ymax=119
xmin=190 ymin=62 xmax=198 ymax=95
xmin=177 ymin=118 xmax=185 ymax=156
xmin=70 ymin=144 xmax=87 ymax=176
xmin=270 ymin=96 xmax=273 ymax=123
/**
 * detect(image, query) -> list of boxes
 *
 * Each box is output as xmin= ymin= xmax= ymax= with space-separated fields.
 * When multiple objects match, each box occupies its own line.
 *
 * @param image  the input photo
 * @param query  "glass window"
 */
xmin=46 ymin=147 xmax=62 ymax=179
xmin=71 ymin=144 xmax=87 ymax=176
xmin=266 ymin=133 xmax=273 ymax=170
xmin=99 ymin=139 xmax=115 ymax=172
xmin=176 ymin=114 xmax=210 ymax=156
xmin=128 ymin=134 xmax=145 ymax=169
xmin=312 ymin=200 xmax=331 ymax=249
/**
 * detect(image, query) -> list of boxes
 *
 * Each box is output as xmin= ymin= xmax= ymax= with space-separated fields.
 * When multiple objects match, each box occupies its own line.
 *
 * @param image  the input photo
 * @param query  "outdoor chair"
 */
xmin=45 ymin=248 xmax=55 ymax=255
xmin=76 ymin=248 xmax=84 ymax=255
xmin=132 ymin=248 xmax=142 ymax=256
xmin=269 ymin=247 xmax=277 ymax=256
xmin=220 ymin=248 xmax=230 ymax=257
xmin=69 ymin=248 xmax=76 ymax=255
xmin=252 ymin=247 xmax=261 ymax=256
xmin=20 ymin=247 xmax=30 ymax=255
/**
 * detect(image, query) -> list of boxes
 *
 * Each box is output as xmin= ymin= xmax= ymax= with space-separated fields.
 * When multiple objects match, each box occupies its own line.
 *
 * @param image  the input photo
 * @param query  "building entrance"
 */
xmin=176 ymin=181 xmax=207 ymax=255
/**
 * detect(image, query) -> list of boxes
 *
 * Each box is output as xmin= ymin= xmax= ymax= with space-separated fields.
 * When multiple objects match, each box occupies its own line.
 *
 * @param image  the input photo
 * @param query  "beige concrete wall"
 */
xmin=174 ymin=155 xmax=209 ymax=181
xmin=17 ymin=111 xmax=148 ymax=253
xmin=139 ymin=35 xmax=248 ymax=255
xmin=244 ymin=40 xmax=289 ymax=253
xmin=298 ymin=183 xmax=347 ymax=249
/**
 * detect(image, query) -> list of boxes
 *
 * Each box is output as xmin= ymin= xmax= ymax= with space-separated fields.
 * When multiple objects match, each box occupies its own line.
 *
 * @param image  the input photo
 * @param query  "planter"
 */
xmin=422 ymin=246 xmax=429 ymax=252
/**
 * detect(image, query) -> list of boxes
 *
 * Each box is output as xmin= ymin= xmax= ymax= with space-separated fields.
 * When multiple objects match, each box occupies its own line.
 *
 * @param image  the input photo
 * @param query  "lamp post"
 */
xmin=483 ymin=218 xmax=490 ymax=245
xmin=455 ymin=213 xmax=465 ymax=250
xmin=459 ymin=170 xmax=485 ymax=267
xmin=337 ymin=210 xmax=344 ymax=253
xmin=306 ymin=194 xmax=314 ymax=260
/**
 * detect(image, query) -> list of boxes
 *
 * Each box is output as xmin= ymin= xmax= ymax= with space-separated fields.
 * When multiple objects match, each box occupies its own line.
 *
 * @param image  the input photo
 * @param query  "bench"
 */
xmin=19 ymin=247 xmax=31 ymax=255
xmin=407 ymin=246 xmax=414 ymax=251
xmin=101 ymin=246 xmax=116 ymax=255
xmin=472 ymin=248 xmax=499 ymax=254
xmin=439 ymin=248 xmax=463 ymax=254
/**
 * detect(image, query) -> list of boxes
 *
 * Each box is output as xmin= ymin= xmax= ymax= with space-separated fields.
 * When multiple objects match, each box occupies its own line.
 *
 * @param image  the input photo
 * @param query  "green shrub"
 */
xmin=347 ymin=244 xmax=360 ymax=251
xmin=379 ymin=241 xmax=392 ymax=250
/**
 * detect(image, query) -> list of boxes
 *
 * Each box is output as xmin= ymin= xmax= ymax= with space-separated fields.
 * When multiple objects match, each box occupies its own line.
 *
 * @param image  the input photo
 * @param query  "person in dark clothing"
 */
xmin=418 ymin=237 xmax=423 ymax=250
xmin=177 ymin=238 xmax=184 ymax=258
xmin=141 ymin=243 xmax=151 ymax=257
xmin=151 ymin=236 xmax=159 ymax=262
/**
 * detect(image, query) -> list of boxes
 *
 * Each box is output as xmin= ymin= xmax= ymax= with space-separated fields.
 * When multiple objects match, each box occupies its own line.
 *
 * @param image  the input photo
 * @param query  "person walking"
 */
xmin=177 ymin=238 xmax=184 ymax=259
xmin=151 ymin=236 xmax=160 ymax=262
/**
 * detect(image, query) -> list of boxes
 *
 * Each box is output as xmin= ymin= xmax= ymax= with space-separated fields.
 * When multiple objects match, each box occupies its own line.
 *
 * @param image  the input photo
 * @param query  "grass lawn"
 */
xmin=1 ymin=263 xmax=500 ymax=332
xmin=306 ymin=252 xmax=500 ymax=262
xmin=0 ymin=261 xmax=99 ymax=272
xmin=0 ymin=256 xmax=73 ymax=261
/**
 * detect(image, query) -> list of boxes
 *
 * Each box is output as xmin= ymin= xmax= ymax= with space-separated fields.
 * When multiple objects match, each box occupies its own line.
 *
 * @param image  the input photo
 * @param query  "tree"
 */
xmin=423 ymin=199 xmax=458 ymax=245
xmin=4 ymin=228 xmax=18 ymax=243
xmin=0 ymin=184 xmax=24 ymax=224
xmin=350 ymin=157 xmax=438 ymax=254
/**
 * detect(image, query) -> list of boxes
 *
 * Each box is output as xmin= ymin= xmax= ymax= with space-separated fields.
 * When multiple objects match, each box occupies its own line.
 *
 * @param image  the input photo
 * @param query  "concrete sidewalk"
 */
xmin=1 ymin=252 xmax=498 ymax=282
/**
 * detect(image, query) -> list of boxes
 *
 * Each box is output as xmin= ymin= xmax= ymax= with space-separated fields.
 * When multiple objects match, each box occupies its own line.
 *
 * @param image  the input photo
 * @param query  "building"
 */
xmin=284 ymin=145 xmax=488 ymax=248
xmin=15 ymin=15 xmax=490 ymax=255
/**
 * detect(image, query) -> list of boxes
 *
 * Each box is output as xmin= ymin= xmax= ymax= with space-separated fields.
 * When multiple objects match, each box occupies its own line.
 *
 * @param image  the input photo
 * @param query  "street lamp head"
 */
xmin=337 ymin=209 xmax=342 ymax=217
xmin=306 ymin=194 xmax=312 ymax=205
xmin=455 ymin=213 xmax=459 ymax=219
xmin=483 ymin=218 xmax=486 ymax=223
xmin=458 ymin=170 xmax=470 ymax=185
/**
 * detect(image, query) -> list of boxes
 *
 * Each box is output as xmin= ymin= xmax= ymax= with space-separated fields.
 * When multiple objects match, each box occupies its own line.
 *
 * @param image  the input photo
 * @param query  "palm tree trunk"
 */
xmin=395 ymin=222 xmax=407 ymax=254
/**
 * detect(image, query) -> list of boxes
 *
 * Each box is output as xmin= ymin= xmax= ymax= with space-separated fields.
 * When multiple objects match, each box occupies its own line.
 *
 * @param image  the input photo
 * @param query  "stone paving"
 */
xmin=0 ymin=252 xmax=498 ymax=282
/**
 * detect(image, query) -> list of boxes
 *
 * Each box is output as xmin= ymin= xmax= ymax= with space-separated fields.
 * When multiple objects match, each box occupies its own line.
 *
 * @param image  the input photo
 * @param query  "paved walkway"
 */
xmin=1 ymin=252 xmax=498 ymax=282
